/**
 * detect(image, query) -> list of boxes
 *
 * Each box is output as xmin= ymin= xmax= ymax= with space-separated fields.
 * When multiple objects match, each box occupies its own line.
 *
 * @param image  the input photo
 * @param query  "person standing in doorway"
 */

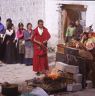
xmin=75 ymin=20 xmax=83 ymax=40
xmin=32 ymin=20 xmax=51 ymax=75
xmin=65 ymin=22 xmax=76 ymax=43
xmin=24 ymin=23 xmax=34 ymax=66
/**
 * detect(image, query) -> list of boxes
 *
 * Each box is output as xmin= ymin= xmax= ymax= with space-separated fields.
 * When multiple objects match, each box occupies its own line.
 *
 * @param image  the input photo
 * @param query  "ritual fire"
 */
xmin=47 ymin=73 xmax=60 ymax=80
xmin=47 ymin=67 xmax=63 ymax=80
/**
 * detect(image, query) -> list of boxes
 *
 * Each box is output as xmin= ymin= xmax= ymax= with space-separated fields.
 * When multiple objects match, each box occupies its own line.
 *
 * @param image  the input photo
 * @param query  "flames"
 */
xmin=47 ymin=73 xmax=61 ymax=80
xmin=46 ymin=65 xmax=63 ymax=80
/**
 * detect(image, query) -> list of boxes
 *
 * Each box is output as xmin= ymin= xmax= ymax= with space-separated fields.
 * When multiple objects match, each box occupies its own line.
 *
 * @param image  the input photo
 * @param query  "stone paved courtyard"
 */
xmin=0 ymin=64 xmax=95 ymax=96
xmin=54 ymin=89 xmax=95 ymax=96
xmin=0 ymin=53 xmax=55 ymax=83
xmin=0 ymin=64 xmax=36 ymax=83
xmin=0 ymin=53 xmax=95 ymax=96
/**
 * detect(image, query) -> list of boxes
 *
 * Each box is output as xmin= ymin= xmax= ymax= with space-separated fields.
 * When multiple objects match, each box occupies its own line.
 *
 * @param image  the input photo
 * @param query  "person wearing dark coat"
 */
xmin=4 ymin=18 xmax=16 ymax=64
xmin=75 ymin=20 xmax=83 ymax=40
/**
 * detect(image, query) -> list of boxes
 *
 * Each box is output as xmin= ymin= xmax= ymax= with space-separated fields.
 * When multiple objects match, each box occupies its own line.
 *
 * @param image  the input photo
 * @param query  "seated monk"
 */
xmin=77 ymin=32 xmax=94 ymax=60
xmin=79 ymin=32 xmax=95 ymax=86
xmin=85 ymin=33 xmax=95 ymax=51
xmin=92 ymin=32 xmax=95 ymax=37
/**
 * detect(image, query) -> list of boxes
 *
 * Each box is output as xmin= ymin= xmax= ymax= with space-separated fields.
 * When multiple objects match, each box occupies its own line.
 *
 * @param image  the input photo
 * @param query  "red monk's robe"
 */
xmin=32 ymin=27 xmax=51 ymax=72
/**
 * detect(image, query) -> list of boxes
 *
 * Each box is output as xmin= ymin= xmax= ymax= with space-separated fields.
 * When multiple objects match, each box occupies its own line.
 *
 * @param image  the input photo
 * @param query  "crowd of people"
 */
xmin=65 ymin=20 xmax=95 ymax=86
xmin=0 ymin=16 xmax=51 ymax=75
xmin=0 ymin=17 xmax=34 ymax=65
xmin=0 ymin=16 xmax=95 ymax=76
xmin=65 ymin=20 xmax=95 ymax=59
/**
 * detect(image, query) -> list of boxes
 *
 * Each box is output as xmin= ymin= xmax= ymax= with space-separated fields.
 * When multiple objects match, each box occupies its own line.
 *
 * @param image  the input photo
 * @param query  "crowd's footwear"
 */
xmin=0 ymin=61 xmax=2 ymax=64
xmin=36 ymin=72 xmax=41 ymax=76
xmin=25 ymin=64 xmax=31 ymax=66
xmin=41 ymin=70 xmax=49 ymax=75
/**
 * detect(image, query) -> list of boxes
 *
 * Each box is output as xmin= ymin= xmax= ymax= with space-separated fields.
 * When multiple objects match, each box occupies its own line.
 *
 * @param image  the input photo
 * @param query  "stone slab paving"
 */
xmin=55 ymin=89 xmax=95 ymax=96
xmin=0 ymin=52 xmax=55 ymax=83
xmin=0 ymin=64 xmax=36 ymax=84
xmin=0 ymin=64 xmax=95 ymax=96
xmin=0 ymin=53 xmax=95 ymax=95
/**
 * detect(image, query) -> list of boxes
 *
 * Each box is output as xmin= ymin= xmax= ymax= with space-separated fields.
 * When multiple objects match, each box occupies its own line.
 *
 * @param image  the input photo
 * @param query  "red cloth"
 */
xmin=92 ymin=32 xmax=95 ymax=37
xmin=17 ymin=29 xmax=25 ymax=39
xmin=32 ymin=27 xmax=51 ymax=72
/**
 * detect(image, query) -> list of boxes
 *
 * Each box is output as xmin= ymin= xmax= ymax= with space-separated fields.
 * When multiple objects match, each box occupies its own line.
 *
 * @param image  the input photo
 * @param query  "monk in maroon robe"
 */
xmin=32 ymin=20 xmax=51 ymax=75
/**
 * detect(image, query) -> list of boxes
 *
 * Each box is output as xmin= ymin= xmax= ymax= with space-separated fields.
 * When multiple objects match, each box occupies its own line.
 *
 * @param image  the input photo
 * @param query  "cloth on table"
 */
xmin=21 ymin=87 xmax=49 ymax=96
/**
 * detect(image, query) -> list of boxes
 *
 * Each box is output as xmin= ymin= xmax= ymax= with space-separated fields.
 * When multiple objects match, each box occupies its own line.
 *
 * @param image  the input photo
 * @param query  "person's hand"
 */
xmin=43 ymin=41 xmax=47 ymax=44
xmin=28 ymin=37 xmax=31 ymax=40
xmin=38 ymin=42 xmax=43 ymax=46
xmin=76 ymin=43 xmax=79 ymax=48
xmin=7 ymin=41 xmax=9 ymax=45
xmin=13 ymin=40 xmax=16 ymax=43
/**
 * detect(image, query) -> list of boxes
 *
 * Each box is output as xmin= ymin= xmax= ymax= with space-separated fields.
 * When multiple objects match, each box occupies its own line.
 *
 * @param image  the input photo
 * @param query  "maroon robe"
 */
xmin=32 ymin=27 xmax=51 ymax=72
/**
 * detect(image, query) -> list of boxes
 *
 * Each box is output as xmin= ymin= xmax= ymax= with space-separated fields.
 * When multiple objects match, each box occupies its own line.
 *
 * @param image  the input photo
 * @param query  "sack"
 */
xmin=79 ymin=49 xmax=93 ymax=60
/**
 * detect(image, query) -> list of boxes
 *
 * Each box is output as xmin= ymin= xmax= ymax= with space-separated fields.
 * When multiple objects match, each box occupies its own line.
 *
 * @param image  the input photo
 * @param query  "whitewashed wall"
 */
xmin=0 ymin=0 xmax=95 ymax=47
xmin=0 ymin=0 xmax=45 ymax=29
xmin=86 ymin=1 xmax=95 ymax=31
xmin=45 ymin=0 xmax=59 ymax=47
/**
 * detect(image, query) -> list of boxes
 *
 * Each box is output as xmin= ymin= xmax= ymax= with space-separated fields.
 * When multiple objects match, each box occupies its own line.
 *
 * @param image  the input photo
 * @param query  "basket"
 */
xmin=1 ymin=83 xmax=19 ymax=96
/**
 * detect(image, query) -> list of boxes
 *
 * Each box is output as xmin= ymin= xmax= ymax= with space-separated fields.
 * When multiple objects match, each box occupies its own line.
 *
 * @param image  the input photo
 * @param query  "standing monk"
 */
xmin=32 ymin=20 xmax=51 ymax=75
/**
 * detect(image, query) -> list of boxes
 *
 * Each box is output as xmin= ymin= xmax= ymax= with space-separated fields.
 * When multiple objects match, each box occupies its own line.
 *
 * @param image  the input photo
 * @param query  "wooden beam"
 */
xmin=60 ymin=4 xmax=87 ymax=11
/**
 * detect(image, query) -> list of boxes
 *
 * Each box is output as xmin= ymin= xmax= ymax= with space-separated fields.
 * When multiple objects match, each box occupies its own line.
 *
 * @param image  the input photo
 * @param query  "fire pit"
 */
xmin=29 ymin=76 xmax=66 ymax=94
xmin=27 ymin=72 xmax=74 ymax=94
